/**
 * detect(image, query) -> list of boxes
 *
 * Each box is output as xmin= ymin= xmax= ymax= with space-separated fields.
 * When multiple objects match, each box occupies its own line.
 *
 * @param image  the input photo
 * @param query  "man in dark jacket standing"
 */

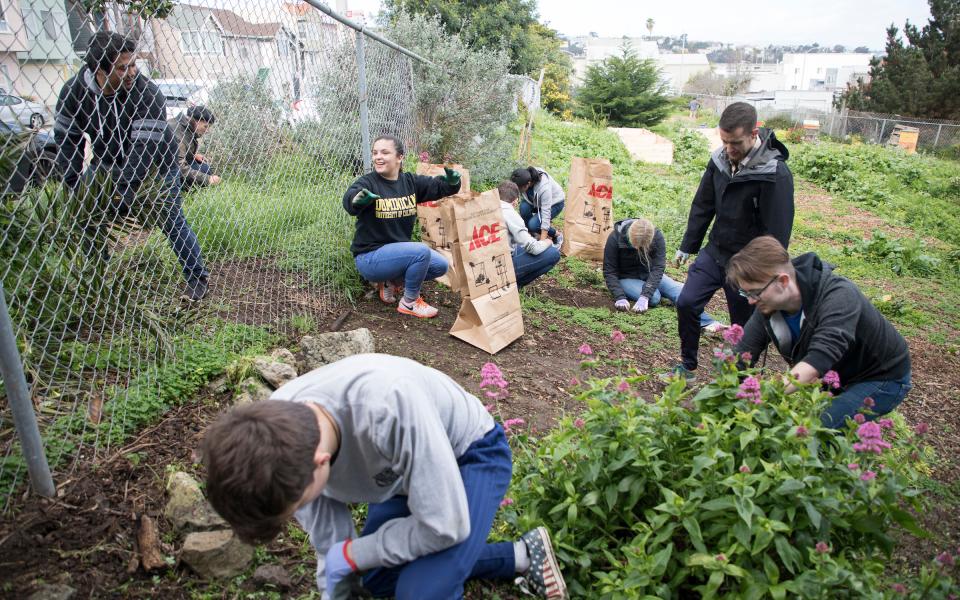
xmin=728 ymin=236 xmax=911 ymax=428
xmin=54 ymin=32 xmax=209 ymax=301
xmin=169 ymin=105 xmax=221 ymax=190
xmin=667 ymin=102 xmax=794 ymax=380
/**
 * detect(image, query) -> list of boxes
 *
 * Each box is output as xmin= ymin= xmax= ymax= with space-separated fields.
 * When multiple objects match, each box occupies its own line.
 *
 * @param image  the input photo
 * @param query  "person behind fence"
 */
xmin=603 ymin=217 xmax=723 ymax=332
xmin=497 ymin=180 xmax=561 ymax=288
xmin=689 ymin=97 xmax=700 ymax=119
xmin=667 ymin=101 xmax=795 ymax=381
xmin=509 ymin=166 xmax=564 ymax=245
xmin=202 ymin=354 xmax=569 ymax=600
xmin=54 ymin=32 xmax=209 ymax=302
xmin=169 ymin=105 xmax=221 ymax=191
xmin=343 ymin=135 xmax=461 ymax=319
xmin=728 ymin=236 xmax=911 ymax=428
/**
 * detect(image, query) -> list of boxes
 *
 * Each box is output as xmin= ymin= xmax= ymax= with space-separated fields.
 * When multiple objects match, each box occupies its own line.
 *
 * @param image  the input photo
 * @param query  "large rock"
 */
xmin=252 ymin=357 xmax=298 ymax=389
xmin=233 ymin=377 xmax=272 ymax=405
xmin=164 ymin=471 xmax=225 ymax=532
xmin=270 ymin=348 xmax=297 ymax=366
xmin=253 ymin=564 xmax=292 ymax=590
xmin=299 ymin=329 xmax=375 ymax=372
xmin=28 ymin=584 xmax=75 ymax=600
xmin=180 ymin=529 xmax=253 ymax=578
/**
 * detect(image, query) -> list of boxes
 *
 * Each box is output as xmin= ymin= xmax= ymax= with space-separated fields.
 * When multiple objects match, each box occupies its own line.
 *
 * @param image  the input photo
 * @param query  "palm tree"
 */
xmin=646 ymin=18 xmax=654 ymax=38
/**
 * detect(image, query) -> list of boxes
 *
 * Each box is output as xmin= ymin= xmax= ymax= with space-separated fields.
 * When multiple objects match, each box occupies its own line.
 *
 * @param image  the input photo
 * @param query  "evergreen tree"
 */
xmin=575 ymin=45 xmax=670 ymax=127
xmin=840 ymin=0 xmax=960 ymax=119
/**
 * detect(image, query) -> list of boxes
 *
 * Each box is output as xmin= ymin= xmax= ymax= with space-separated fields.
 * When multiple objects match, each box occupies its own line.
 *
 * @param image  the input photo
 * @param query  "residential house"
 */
xmin=568 ymin=36 xmax=660 ymax=85
xmin=781 ymin=53 xmax=872 ymax=91
xmin=152 ymin=4 xmax=302 ymax=103
xmin=657 ymin=53 xmax=710 ymax=95
xmin=281 ymin=1 xmax=343 ymax=94
xmin=0 ymin=0 xmax=30 ymax=94
xmin=15 ymin=0 xmax=81 ymax=108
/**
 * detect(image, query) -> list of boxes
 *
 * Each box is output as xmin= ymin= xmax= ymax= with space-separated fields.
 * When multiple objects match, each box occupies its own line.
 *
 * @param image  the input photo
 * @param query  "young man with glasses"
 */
xmin=727 ymin=236 xmax=911 ymax=428
xmin=666 ymin=102 xmax=795 ymax=381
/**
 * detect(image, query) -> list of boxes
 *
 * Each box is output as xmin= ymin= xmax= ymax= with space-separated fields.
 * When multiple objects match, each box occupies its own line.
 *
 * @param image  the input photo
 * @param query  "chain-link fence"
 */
xmin=695 ymin=94 xmax=960 ymax=150
xmin=0 ymin=0 xmax=430 ymax=507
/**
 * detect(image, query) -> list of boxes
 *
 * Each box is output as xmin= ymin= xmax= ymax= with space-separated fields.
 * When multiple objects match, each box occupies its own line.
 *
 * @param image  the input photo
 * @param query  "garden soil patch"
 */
xmin=2 ymin=200 xmax=958 ymax=596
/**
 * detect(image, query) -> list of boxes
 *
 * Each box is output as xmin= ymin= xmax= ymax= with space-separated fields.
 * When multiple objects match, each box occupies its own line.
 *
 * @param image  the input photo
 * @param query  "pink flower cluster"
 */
xmin=860 ymin=470 xmax=877 ymax=481
xmin=722 ymin=324 xmax=744 ymax=346
xmin=914 ymin=422 xmax=929 ymax=435
xmin=503 ymin=418 xmax=525 ymax=432
xmin=616 ymin=380 xmax=630 ymax=393
xmin=736 ymin=376 xmax=762 ymax=404
xmin=419 ymin=151 xmax=430 ymax=162
xmin=480 ymin=362 xmax=508 ymax=400
xmin=500 ymin=497 xmax=514 ymax=507
xmin=822 ymin=370 xmax=841 ymax=389
xmin=610 ymin=330 xmax=626 ymax=343
xmin=578 ymin=343 xmax=594 ymax=356
xmin=795 ymin=425 xmax=809 ymax=438
xmin=852 ymin=421 xmax=892 ymax=454
xmin=815 ymin=541 xmax=830 ymax=554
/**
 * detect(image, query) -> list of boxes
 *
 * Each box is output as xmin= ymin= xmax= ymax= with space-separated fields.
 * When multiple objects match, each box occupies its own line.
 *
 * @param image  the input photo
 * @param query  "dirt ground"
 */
xmin=1 ymin=196 xmax=958 ymax=598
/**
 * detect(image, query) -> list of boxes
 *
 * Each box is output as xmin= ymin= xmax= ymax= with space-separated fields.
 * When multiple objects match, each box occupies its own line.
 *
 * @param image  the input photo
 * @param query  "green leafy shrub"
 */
xmin=504 ymin=335 xmax=942 ymax=597
xmin=205 ymin=77 xmax=284 ymax=181
xmin=673 ymin=128 xmax=711 ymax=174
xmin=847 ymin=231 xmax=941 ymax=276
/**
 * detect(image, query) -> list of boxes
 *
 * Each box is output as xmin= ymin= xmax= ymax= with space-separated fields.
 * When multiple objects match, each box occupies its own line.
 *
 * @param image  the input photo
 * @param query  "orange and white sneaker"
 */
xmin=397 ymin=296 xmax=439 ymax=319
xmin=516 ymin=527 xmax=568 ymax=599
xmin=377 ymin=282 xmax=399 ymax=304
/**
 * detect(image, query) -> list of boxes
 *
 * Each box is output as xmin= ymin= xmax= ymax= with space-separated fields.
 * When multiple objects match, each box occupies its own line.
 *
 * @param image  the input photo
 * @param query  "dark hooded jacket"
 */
xmin=169 ymin=113 xmax=210 ymax=186
xmin=736 ymin=253 xmax=911 ymax=386
xmin=54 ymin=67 xmax=174 ymax=197
xmin=680 ymin=128 xmax=794 ymax=267
xmin=602 ymin=218 xmax=667 ymax=301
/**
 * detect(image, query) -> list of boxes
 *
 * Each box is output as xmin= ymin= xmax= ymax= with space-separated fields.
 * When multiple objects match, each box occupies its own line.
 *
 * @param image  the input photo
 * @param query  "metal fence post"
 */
xmin=935 ymin=124 xmax=943 ymax=147
xmin=355 ymin=29 xmax=372 ymax=172
xmin=0 ymin=282 xmax=55 ymax=498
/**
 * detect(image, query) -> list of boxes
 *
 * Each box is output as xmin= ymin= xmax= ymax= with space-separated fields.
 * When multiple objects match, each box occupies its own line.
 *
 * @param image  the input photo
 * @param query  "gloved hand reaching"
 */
xmin=614 ymin=299 xmax=630 ymax=311
xmin=674 ymin=250 xmax=690 ymax=267
xmin=324 ymin=540 xmax=358 ymax=594
xmin=442 ymin=166 xmax=461 ymax=186
xmin=632 ymin=296 xmax=649 ymax=313
xmin=351 ymin=188 xmax=381 ymax=209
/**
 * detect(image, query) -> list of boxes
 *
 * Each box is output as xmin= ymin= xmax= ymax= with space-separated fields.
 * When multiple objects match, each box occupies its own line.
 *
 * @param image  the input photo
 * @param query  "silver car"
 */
xmin=0 ymin=89 xmax=50 ymax=129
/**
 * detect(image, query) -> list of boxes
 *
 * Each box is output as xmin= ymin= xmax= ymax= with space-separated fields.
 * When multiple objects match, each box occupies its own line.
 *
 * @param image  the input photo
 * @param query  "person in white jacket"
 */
xmin=498 ymin=181 xmax=562 ymax=287
xmin=510 ymin=166 xmax=565 ymax=243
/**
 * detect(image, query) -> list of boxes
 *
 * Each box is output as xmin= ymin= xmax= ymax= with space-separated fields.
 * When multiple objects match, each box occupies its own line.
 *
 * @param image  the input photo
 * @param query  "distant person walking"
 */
xmin=689 ymin=98 xmax=700 ymax=119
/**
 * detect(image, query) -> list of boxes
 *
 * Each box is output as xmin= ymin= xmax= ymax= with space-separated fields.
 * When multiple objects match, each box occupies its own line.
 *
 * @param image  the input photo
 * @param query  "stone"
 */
xmin=270 ymin=348 xmax=297 ymax=366
xmin=299 ymin=328 xmax=375 ymax=372
xmin=233 ymin=377 xmax=272 ymax=405
xmin=253 ymin=564 xmax=292 ymax=590
xmin=164 ymin=471 xmax=225 ymax=532
xmin=252 ymin=357 xmax=298 ymax=389
xmin=180 ymin=529 xmax=253 ymax=579
xmin=205 ymin=374 xmax=229 ymax=395
xmin=28 ymin=584 xmax=75 ymax=600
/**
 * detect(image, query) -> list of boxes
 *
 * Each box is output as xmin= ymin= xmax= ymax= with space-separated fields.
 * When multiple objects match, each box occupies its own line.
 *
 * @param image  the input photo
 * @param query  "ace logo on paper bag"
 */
xmin=415 ymin=163 xmax=471 ymax=291
xmin=468 ymin=223 xmax=503 ymax=251
xmin=560 ymin=157 xmax=614 ymax=260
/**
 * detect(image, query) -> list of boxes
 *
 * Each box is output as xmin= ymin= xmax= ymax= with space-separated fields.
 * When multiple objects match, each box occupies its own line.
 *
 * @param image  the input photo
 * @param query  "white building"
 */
xmin=569 ymin=36 xmax=659 ymax=84
xmin=781 ymin=53 xmax=872 ymax=91
xmin=658 ymin=53 xmax=710 ymax=94
xmin=712 ymin=62 xmax=782 ymax=93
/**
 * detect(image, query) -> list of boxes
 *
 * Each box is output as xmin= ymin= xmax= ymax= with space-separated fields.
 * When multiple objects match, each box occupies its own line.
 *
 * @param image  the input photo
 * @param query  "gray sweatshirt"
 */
xmin=272 ymin=354 xmax=495 ymax=596
xmin=526 ymin=168 xmax=565 ymax=232
xmin=501 ymin=200 xmax=553 ymax=255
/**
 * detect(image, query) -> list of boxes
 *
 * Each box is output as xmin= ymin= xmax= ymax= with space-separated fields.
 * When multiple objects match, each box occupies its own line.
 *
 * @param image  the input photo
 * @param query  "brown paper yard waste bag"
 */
xmin=560 ymin=157 xmax=614 ymax=260
xmin=448 ymin=189 xmax=524 ymax=354
xmin=415 ymin=163 xmax=471 ymax=291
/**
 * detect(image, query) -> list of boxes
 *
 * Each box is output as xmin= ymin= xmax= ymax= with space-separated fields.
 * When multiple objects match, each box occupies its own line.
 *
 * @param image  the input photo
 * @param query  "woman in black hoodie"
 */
xmin=603 ymin=218 xmax=722 ymax=331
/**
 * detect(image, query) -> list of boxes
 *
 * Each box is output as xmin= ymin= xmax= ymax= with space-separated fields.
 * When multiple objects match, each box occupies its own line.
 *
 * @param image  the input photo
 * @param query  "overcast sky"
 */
xmin=347 ymin=0 xmax=932 ymax=50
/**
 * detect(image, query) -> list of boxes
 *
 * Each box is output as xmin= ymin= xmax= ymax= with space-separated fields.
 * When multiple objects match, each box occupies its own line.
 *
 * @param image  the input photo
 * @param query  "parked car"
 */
xmin=0 ymin=89 xmax=51 ymax=129
xmin=153 ymin=79 xmax=215 ymax=120
xmin=1 ymin=120 xmax=59 ymax=194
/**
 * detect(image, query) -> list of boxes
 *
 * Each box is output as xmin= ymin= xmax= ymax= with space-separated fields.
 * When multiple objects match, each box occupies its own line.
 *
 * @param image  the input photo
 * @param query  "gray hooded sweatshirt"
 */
xmin=273 ymin=354 xmax=495 ymax=597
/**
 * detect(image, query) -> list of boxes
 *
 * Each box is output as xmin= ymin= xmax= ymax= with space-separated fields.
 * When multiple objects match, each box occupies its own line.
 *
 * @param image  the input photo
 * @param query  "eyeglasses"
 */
xmin=738 ymin=275 xmax=779 ymax=300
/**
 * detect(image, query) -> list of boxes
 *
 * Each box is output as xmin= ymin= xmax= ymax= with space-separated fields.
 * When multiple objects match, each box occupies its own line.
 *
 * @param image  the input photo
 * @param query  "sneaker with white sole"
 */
xmin=553 ymin=231 xmax=564 ymax=248
xmin=516 ymin=527 xmax=568 ymax=599
xmin=397 ymin=296 xmax=439 ymax=318
xmin=658 ymin=364 xmax=697 ymax=383
xmin=378 ymin=281 xmax=399 ymax=304
xmin=702 ymin=321 xmax=727 ymax=335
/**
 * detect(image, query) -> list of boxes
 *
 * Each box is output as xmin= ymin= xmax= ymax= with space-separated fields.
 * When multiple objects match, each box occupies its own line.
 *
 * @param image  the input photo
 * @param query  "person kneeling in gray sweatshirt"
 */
xmin=202 ymin=354 xmax=568 ymax=600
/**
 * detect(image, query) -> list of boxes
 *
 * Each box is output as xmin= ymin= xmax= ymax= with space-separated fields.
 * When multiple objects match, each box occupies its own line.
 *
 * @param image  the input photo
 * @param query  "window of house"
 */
xmin=41 ymin=10 xmax=57 ymax=40
xmin=181 ymin=17 xmax=223 ymax=55
xmin=0 ymin=1 xmax=8 ymax=31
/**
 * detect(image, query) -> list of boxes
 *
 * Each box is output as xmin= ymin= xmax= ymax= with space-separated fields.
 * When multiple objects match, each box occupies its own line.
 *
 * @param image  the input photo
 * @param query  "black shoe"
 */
xmin=181 ymin=277 xmax=209 ymax=302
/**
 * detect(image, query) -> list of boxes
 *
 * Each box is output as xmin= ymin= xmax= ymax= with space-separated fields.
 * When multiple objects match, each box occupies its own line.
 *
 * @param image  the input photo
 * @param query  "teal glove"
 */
xmin=442 ymin=167 xmax=461 ymax=186
xmin=351 ymin=188 xmax=381 ymax=209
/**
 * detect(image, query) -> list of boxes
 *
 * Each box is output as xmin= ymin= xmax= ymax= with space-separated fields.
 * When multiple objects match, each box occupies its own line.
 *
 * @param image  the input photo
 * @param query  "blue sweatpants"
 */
xmin=361 ymin=425 xmax=516 ymax=599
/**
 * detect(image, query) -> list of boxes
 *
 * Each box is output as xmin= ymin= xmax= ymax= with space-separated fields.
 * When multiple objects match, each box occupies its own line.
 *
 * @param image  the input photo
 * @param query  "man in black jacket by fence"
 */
xmin=666 ymin=102 xmax=795 ymax=380
xmin=54 ymin=32 xmax=209 ymax=302
xmin=729 ymin=236 xmax=911 ymax=428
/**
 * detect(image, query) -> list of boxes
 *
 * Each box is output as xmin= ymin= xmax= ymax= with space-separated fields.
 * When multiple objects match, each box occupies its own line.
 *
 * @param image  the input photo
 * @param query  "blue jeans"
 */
xmin=361 ymin=425 xmax=515 ymax=599
xmin=519 ymin=199 xmax=564 ymax=238
xmin=87 ymin=165 xmax=207 ymax=283
xmin=182 ymin=159 xmax=213 ymax=191
xmin=820 ymin=370 xmax=912 ymax=429
xmin=619 ymin=276 xmax=718 ymax=328
xmin=355 ymin=242 xmax=448 ymax=301
xmin=512 ymin=245 xmax=561 ymax=287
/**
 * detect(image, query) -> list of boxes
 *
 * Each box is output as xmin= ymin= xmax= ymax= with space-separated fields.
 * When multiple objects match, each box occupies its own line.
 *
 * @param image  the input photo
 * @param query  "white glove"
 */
xmin=674 ymin=250 xmax=690 ymax=266
xmin=632 ymin=296 xmax=649 ymax=313
xmin=614 ymin=299 xmax=630 ymax=311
